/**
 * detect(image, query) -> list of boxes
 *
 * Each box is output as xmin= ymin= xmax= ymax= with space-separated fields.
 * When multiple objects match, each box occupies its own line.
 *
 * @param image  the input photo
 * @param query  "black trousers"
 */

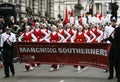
xmin=3 ymin=62 xmax=15 ymax=76
xmin=3 ymin=49 xmax=15 ymax=77
xmin=108 ymin=51 xmax=118 ymax=77
xmin=117 ymin=55 xmax=120 ymax=82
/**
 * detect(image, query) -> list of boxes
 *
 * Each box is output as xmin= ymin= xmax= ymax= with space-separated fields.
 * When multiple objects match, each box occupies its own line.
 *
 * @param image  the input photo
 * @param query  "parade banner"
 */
xmin=15 ymin=42 xmax=111 ymax=69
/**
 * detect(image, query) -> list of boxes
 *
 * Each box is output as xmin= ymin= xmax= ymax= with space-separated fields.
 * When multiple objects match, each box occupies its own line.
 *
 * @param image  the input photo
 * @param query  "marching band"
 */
xmin=0 ymin=14 xmax=120 ymax=82
xmin=15 ymin=16 xmax=116 ymax=72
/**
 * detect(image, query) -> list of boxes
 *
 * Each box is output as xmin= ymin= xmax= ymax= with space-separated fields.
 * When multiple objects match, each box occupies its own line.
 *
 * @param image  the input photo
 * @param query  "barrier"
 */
xmin=15 ymin=42 xmax=111 ymax=69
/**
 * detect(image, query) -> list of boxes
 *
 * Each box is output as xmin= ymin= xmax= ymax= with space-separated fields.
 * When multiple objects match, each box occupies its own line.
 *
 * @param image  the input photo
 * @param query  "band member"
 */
xmin=31 ymin=22 xmax=49 ymax=42
xmin=71 ymin=26 xmax=90 ymax=43
xmin=90 ymin=23 xmax=103 ymax=42
xmin=72 ymin=25 xmax=78 ymax=33
xmin=103 ymin=17 xmax=118 ymax=79
xmin=40 ymin=23 xmax=50 ymax=42
xmin=49 ymin=25 xmax=64 ymax=71
xmin=0 ymin=26 xmax=16 ymax=78
xmin=114 ymin=26 xmax=120 ymax=82
xmin=71 ymin=26 xmax=90 ymax=71
xmin=84 ymin=24 xmax=96 ymax=42
xmin=57 ymin=23 xmax=70 ymax=42
xmin=65 ymin=23 xmax=76 ymax=42
xmin=18 ymin=25 xmax=37 ymax=71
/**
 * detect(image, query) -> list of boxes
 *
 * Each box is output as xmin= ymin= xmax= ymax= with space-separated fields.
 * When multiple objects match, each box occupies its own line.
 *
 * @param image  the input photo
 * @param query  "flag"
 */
xmin=64 ymin=7 xmax=69 ymax=24
xmin=70 ymin=9 xmax=74 ymax=17
xmin=98 ymin=12 xmax=102 ymax=20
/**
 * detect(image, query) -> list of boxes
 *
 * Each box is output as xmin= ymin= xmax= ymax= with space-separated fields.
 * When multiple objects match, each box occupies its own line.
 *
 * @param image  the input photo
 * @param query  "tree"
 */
xmin=74 ymin=3 xmax=84 ymax=11
xmin=74 ymin=1 xmax=84 ymax=16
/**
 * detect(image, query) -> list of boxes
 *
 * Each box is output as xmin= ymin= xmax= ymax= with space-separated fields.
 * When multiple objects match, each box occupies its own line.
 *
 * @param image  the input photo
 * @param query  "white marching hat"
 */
xmin=111 ymin=17 xmax=117 ymax=22
xmin=58 ymin=23 xmax=63 ymax=27
xmin=5 ymin=26 xmax=10 ymax=30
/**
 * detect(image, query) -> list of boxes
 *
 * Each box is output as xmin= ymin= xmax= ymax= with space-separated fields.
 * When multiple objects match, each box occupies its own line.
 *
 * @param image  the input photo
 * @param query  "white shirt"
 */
xmin=104 ymin=25 xmax=115 ymax=39
xmin=0 ymin=32 xmax=16 ymax=47
xmin=82 ymin=17 xmax=87 ymax=25
xmin=70 ymin=16 xmax=74 ymax=24
xmin=75 ymin=19 xmax=79 ymax=26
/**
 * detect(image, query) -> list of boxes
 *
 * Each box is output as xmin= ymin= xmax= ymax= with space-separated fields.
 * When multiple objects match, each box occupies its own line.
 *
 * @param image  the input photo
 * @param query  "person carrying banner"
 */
xmin=90 ymin=23 xmax=103 ymax=43
xmin=103 ymin=18 xmax=120 ymax=82
xmin=49 ymin=25 xmax=64 ymax=71
xmin=31 ymin=22 xmax=50 ymax=66
xmin=18 ymin=25 xmax=37 ymax=71
xmin=0 ymin=26 xmax=16 ymax=78
xmin=71 ymin=25 xmax=90 ymax=71
xmin=57 ymin=23 xmax=70 ymax=42
xmin=103 ymin=17 xmax=119 ymax=80
xmin=31 ymin=22 xmax=49 ymax=42
xmin=40 ymin=23 xmax=51 ymax=42
xmin=65 ymin=23 xmax=76 ymax=42
xmin=83 ymin=24 xmax=96 ymax=42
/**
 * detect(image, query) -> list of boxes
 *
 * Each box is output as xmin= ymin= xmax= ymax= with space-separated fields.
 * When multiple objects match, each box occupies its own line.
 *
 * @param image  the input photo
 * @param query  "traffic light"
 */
xmin=89 ymin=5 xmax=93 ymax=15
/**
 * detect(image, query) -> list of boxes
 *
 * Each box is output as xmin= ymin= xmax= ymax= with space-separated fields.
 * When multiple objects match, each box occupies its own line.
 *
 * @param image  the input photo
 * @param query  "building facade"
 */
xmin=0 ymin=0 xmax=120 ymax=19
xmin=0 ymin=0 xmax=54 ymax=18
xmin=54 ymin=0 xmax=120 ymax=18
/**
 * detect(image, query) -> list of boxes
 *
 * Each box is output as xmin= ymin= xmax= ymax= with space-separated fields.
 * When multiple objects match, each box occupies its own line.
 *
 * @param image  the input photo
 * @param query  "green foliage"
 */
xmin=26 ymin=7 xmax=33 ymax=16
xmin=74 ymin=3 xmax=84 ymax=10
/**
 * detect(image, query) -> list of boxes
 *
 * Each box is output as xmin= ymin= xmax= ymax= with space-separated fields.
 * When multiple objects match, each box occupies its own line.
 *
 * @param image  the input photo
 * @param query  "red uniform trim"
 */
xmin=67 ymin=29 xmax=73 ymax=42
xmin=23 ymin=32 xmax=32 ymax=42
xmin=75 ymin=32 xmax=86 ymax=42
xmin=91 ymin=28 xmax=100 ymax=43
xmin=33 ymin=29 xmax=41 ymax=42
xmin=50 ymin=32 xmax=59 ymax=42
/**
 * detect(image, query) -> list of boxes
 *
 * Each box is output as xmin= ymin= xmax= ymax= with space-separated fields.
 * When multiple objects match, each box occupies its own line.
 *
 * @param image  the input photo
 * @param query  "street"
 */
xmin=0 ymin=63 xmax=116 ymax=82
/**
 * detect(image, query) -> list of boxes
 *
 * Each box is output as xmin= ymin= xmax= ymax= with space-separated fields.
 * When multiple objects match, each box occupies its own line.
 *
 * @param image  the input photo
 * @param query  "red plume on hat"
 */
xmin=98 ymin=12 xmax=102 ymax=20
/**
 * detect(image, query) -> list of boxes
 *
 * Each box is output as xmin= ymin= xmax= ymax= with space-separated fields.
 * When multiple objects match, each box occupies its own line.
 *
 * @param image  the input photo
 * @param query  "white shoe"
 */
xmin=0 ymin=62 xmax=3 ymax=68
xmin=77 ymin=66 xmax=81 ymax=72
xmin=24 ymin=69 xmax=28 ymax=72
xmin=57 ymin=65 xmax=60 ymax=70
xmin=50 ymin=68 xmax=55 ymax=72
xmin=59 ymin=65 xmax=64 ymax=67
xmin=35 ymin=64 xmax=37 ymax=67
xmin=30 ymin=66 xmax=33 ymax=71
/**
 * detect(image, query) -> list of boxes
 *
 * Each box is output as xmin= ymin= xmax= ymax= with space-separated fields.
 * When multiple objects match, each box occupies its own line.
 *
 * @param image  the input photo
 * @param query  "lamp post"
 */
xmin=78 ymin=0 xmax=80 ymax=4
xmin=59 ymin=0 xmax=60 ymax=14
